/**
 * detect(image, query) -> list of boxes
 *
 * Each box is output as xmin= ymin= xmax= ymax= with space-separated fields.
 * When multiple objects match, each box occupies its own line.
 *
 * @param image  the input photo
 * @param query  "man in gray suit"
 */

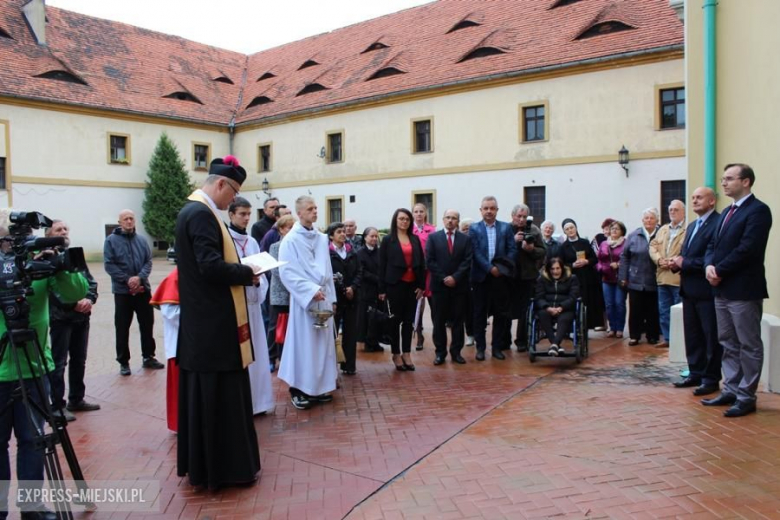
xmin=703 ymin=164 xmax=773 ymax=417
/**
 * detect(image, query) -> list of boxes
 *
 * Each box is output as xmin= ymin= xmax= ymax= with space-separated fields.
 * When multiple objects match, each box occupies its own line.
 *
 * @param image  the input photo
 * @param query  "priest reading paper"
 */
xmin=175 ymin=155 xmax=261 ymax=490
xmin=278 ymin=195 xmax=338 ymax=410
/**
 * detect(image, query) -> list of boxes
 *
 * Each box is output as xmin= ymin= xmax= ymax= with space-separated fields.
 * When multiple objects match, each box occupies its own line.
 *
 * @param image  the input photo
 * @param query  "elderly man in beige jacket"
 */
xmin=649 ymin=199 xmax=687 ymax=347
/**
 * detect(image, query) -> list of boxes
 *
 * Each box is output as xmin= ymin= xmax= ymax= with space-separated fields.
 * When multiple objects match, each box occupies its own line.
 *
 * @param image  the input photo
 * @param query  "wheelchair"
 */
xmin=525 ymin=298 xmax=589 ymax=363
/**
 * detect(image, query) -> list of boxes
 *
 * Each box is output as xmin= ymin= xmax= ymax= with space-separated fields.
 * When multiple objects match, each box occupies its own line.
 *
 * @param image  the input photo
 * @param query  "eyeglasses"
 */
xmin=721 ymin=175 xmax=741 ymax=183
xmin=225 ymin=180 xmax=240 ymax=195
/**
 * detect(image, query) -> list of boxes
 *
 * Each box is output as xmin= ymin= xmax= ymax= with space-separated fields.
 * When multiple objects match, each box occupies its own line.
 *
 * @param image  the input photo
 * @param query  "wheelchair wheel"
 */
xmin=526 ymin=299 xmax=537 ymax=361
xmin=529 ymin=352 xmax=537 ymax=363
xmin=574 ymin=301 xmax=588 ymax=362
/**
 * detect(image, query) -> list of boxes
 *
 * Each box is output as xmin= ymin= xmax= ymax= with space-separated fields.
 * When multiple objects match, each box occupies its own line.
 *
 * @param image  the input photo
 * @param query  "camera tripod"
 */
xmin=0 ymin=326 xmax=95 ymax=519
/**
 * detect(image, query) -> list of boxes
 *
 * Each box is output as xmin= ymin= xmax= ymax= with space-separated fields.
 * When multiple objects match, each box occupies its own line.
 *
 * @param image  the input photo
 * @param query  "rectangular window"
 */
xmin=660 ymin=87 xmax=685 ymax=129
xmin=326 ymin=197 xmax=343 ymax=225
xmin=108 ymin=133 xmax=130 ymax=164
xmin=524 ymin=186 xmax=546 ymax=223
xmin=522 ymin=105 xmax=546 ymax=142
xmin=193 ymin=143 xmax=210 ymax=170
xmin=660 ymin=180 xmax=686 ymax=225
xmin=413 ymin=119 xmax=432 ymax=153
xmin=0 ymin=157 xmax=6 ymax=190
xmin=258 ymin=144 xmax=272 ymax=172
xmin=327 ymin=132 xmax=343 ymax=163
xmin=412 ymin=191 xmax=436 ymax=225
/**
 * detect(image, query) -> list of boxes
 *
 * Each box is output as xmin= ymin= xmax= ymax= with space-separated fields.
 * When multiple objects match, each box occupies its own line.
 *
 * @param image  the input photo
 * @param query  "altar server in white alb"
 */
xmin=227 ymin=196 xmax=275 ymax=415
xmin=278 ymin=195 xmax=338 ymax=411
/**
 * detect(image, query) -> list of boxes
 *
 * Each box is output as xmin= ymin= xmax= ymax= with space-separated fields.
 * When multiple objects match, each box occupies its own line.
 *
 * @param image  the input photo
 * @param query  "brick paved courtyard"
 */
xmin=16 ymin=260 xmax=780 ymax=519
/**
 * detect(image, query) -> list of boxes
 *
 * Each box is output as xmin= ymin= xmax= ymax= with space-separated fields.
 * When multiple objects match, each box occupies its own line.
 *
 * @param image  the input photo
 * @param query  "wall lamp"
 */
xmin=618 ymin=145 xmax=630 ymax=177
xmin=317 ymin=146 xmax=326 ymax=159
xmin=262 ymin=177 xmax=271 ymax=196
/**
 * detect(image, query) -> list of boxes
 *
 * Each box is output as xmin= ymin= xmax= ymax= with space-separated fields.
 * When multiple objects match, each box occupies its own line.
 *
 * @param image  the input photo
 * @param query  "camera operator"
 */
xmin=0 ymin=211 xmax=88 ymax=519
xmin=510 ymin=204 xmax=546 ymax=352
xmin=46 ymin=221 xmax=100 ymax=422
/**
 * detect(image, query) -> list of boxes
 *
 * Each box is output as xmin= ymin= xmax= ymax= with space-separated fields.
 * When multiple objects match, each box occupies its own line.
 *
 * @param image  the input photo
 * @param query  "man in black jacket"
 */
xmin=47 ymin=221 xmax=100 ymax=422
xmin=103 ymin=209 xmax=162 ymax=376
xmin=509 ymin=204 xmax=546 ymax=352
xmin=250 ymin=197 xmax=279 ymax=244
xmin=671 ymin=187 xmax=722 ymax=396
xmin=426 ymin=209 xmax=473 ymax=365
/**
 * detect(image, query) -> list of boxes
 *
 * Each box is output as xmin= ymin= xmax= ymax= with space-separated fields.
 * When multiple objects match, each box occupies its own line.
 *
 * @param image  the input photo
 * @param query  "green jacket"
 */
xmin=0 ymin=272 xmax=88 ymax=381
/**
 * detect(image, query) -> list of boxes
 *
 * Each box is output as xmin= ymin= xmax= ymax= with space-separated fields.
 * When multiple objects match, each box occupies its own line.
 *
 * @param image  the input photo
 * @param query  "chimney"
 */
xmin=23 ymin=0 xmax=46 ymax=45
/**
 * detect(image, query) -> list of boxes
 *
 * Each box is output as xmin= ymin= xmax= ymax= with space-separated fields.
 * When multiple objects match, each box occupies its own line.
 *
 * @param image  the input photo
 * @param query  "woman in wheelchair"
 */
xmin=534 ymin=257 xmax=581 ymax=356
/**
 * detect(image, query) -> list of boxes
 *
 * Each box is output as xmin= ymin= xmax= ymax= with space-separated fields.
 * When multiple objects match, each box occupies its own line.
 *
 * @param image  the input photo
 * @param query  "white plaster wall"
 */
xmin=267 ymin=156 xmax=686 ymax=234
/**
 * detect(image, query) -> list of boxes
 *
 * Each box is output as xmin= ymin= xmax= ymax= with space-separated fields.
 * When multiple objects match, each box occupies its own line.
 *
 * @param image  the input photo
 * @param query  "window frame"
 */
xmin=192 ymin=141 xmax=211 ymax=171
xmin=523 ymin=186 xmax=547 ymax=223
xmin=0 ymin=119 xmax=9 ymax=198
xmin=655 ymin=83 xmax=686 ymax=130
xmin=660 ymin=180 xmax=686 ymax=225
xmin=258 ymin=142 xmax=272 ymax=173
xmin=325 ymin=196 xmax=345 ymax=225
xmin=326 ymin=130 xmax=345 ymax=164
xmin=0 ymin=156 xmax=6 ymax=191
xmin=411 ymin=190 xmax=437 ymax=225
xmin=411 ymin=117 xmax=434 ymax=154
xmin=107 ymin=132 xmax=131 ymax=165
xmin=519 ymin=101 xmax=549 ymax=143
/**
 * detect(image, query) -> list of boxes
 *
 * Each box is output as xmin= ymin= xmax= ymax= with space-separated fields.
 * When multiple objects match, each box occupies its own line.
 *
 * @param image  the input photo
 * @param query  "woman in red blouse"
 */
xmin=412 ymin=203 xmax=436 ymax=349
xmin=379 ymin=208 xmax=426 ymax=370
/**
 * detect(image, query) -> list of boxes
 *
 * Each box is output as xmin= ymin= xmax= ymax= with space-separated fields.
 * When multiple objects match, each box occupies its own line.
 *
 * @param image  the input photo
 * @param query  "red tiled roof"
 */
xmin=0 ymin=0 xmax=683 ymax=127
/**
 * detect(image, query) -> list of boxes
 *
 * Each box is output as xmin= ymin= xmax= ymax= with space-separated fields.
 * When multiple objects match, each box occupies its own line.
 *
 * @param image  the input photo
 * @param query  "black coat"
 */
xmin=175 ymin=200 xmax=255 ymax=372
xmin=425 ymin=229 xmax=473 ymax=294
xmin=535 ymin=268 xmax=580 ymax=312
xmin=330 ymin=245 xmax=362 ymax=308
xmin=378 ymin=233 xmax=425 ymax=293
xmin=250 ymin=214 xmax=275 ymax=244
xmin=679 ymin=211 xmax=720 ymax=300
xmin=357 ymin=246 xmax=379 ymax=302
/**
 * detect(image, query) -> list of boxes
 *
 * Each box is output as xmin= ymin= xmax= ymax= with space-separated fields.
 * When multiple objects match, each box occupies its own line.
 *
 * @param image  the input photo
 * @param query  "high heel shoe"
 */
xmin=401 ymin=353 xmax=415 ymax=371
xmin=393 ymin=355 xmax=407 ymax=371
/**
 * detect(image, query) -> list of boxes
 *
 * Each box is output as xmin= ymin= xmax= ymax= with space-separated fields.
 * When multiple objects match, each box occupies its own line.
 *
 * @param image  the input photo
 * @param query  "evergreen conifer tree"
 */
xmin=142 ymin=133 xmax=193 ymax=245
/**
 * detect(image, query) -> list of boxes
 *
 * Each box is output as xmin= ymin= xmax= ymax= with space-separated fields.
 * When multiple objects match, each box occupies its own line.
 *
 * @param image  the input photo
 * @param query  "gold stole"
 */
xmin=188 ymin=192 xmax=254 ymax=368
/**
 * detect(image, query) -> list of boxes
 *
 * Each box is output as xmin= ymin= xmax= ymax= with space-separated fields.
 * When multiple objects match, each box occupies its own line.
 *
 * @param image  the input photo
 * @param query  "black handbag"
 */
xmin=367 ymin=299 xmax=393 ymax=323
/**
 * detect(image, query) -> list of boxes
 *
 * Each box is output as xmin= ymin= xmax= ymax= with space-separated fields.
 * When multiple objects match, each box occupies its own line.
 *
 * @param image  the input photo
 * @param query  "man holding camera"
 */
xmin=46 ymin=221 xmax=100 ymax=422
xmin=0 ymin=212 xmax=88 ymax=519
xmin=103 ymin=209 xmax=163 ymax=376
xmin=510 ymin=204 xmax=546 ymax=352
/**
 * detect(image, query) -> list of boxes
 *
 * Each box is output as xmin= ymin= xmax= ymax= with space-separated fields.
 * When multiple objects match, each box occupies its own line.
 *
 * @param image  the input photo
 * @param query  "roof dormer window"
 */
xmin=447 ymin=19 xmax=480 ymax=33
xmin=296 ymin=83 xmax=328 ymax=96
xmin=163 ymin=91 xmax=203 ymax=104
xmin=34 ymin=70 xmax=87 ymax=85
xmin=367 ymin=67 xmax=405 ymax=81
xmin=362 ymin=41 xmax=388 ymax=53
xmin=458 ymin=46 xmax=505 ymax=62
xmin=576 ymin=21 xmax=634 ymax=39
xmin=258 ymin=72 xmax=276 ymax=81
xmin=298 ymin=59 xmax=319 ymax=70
xmin=246 ymin=96 xmax=273 ymax=108
xmin=213 ymin=75 xmax=234 ymax=84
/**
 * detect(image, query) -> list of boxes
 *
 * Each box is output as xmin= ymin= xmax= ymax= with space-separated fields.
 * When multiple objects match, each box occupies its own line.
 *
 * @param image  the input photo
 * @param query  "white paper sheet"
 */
xmin=241 ymin=251 xmax=287 ymax=274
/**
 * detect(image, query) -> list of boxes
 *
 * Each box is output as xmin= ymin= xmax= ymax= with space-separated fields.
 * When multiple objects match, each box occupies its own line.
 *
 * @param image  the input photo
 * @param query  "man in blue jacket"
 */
xmin=104 ymin=210 xmax=163 ymax=376
xmin=703 ymin=164 xmax=773 ymax=417
xmin=469 ymin=196 xmax=517 ymax=361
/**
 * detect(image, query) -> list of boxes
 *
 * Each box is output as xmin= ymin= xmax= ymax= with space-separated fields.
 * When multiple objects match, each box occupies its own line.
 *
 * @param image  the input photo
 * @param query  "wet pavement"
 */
xmin=14 ymin=260 xmax=780 ymax=519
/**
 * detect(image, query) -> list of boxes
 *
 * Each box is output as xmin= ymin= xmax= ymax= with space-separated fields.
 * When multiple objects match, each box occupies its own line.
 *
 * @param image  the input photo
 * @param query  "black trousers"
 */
xmin=536 ymin=310 xmax=575 ymax=346
xmin=628 ymin=289 xmax=660 ymax=342
xmin=464 ymin=288 xmax=474 ymax=337
xmin=335 ymin=303 xmax=359 ymax=372
xmin=114 ymin=292 xmax=156 ymax=365
xmin=386 ymin=281 xmax=417 ymax=355
xmin=508 ymin=279 xmax=535 ymax=348
xmin=49 ymin=319 xmax=89 ymax=408
xmin=682 ymin=296 xmax=723 ymax=385
xmin=473 ymin=276 xmax=511 ymax=353
xmin=431 ymin=289 xmax=466 ymax=358
xmin=356 ymin=299 xmax=380 ymax=347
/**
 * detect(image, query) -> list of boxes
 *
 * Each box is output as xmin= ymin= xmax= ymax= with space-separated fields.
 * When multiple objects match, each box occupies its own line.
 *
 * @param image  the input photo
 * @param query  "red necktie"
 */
xmin=447 ymin=232 xmax=453 ymax=253
xmin=721 ymin=205 xmax=737 ymax=232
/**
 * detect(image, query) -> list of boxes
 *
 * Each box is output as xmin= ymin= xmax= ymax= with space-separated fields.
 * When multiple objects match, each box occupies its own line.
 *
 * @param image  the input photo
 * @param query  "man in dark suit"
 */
xmin=703 ymin=163 xmax=773 ymax=417
xmin=469 ymin=196 xmax=517 ymax=361
xmin=175 ymin=156 xmax=262 ymax=488
xmin=426 ymin=209 xmax=474 ymax=365
xmin=671 ymin=187 xmax=722 ymax=396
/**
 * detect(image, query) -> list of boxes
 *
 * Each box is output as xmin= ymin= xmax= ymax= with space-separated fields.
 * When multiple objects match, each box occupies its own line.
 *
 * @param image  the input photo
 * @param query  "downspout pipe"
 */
xmin=703 ymin=0 xmax=717 ymax=189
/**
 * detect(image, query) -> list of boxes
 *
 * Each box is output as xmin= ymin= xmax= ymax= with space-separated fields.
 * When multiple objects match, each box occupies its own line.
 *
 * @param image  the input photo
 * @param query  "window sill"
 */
xmin=656 ymin=126 xmax=685 ymax=131
xmin=109 ymin=161 xmax=131 ymax=166
xmin=193 ymin=167 xmax=208 ymax=172
xmin=520 ymin=139 xmax=548 ymax=145
xmin=412 ymin=150 xmax=434 ymax=155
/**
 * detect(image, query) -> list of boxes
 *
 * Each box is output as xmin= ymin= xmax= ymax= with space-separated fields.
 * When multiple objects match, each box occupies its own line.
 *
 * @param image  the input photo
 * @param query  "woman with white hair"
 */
xmin=618 ymin=208 xmax=661 ymax=346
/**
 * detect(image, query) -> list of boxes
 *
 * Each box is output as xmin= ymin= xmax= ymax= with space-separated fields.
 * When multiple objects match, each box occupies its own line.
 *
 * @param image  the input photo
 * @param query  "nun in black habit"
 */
xmin=175 ymin=155 xmax=261 ymax=490
xmin=558 ymin=218 xmax=605 ymax=331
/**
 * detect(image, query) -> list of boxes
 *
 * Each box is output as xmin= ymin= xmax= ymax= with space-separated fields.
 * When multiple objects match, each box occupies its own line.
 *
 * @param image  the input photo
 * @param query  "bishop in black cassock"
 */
xmin=175 ymin=156 xmax=261 ymax=489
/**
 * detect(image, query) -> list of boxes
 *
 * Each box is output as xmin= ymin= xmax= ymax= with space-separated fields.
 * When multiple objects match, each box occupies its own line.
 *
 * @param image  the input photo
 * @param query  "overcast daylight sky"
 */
xmin=46 ymin=0 xmax=433 ymax=54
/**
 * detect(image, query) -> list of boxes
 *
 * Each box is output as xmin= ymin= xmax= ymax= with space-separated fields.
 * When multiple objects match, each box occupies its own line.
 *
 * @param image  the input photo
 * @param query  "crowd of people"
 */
xmin=0 ymin=158 xmax=771 ymax=505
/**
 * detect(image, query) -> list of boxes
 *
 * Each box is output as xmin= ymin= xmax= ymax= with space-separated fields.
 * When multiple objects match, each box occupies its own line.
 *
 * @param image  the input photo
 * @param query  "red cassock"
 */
xmin=151 ymin=269 xmax=180 ymax=433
